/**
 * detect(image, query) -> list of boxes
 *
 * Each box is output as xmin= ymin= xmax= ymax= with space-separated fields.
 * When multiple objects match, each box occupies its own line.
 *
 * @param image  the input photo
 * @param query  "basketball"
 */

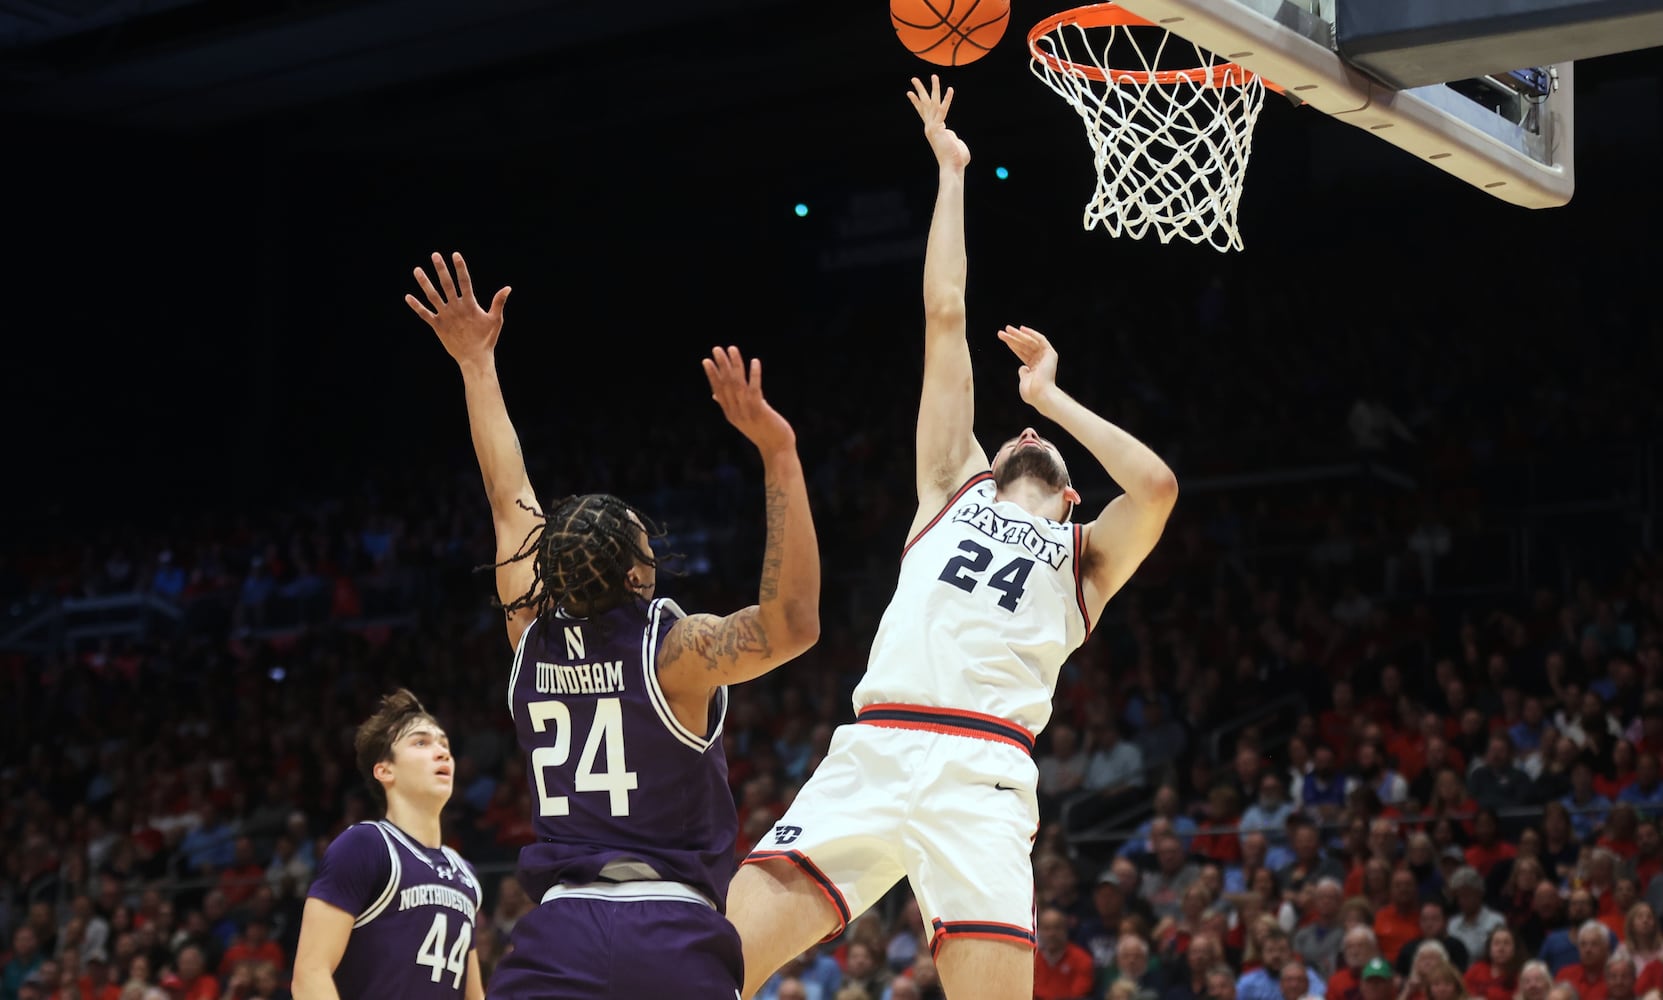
xmin=891 ymin=0 xmax=1010 ymax=66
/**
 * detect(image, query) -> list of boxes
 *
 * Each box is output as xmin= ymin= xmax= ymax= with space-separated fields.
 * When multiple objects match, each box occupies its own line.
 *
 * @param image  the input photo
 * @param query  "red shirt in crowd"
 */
xmin=1465 ymin=841 xmax=1517 ymax=878
xmin=217 ymin=863 xmax=267 ymax=908
xmin=1596 ymin=834 xmax=1639 ymax=860
xmin=1034 ymin=942 xmax=1096 ymax=1000
xmin=1388 ymin=732 xmax=1427 ymax=781
xmin=1596 ymin=772 xmax=1634 ymax=800
xmin=219 ymin=939 xmax=285 ymax=977
xmin=1555 ymin=964 xmax=1608 ymax=1000
xmin=1637 ymin=853 xmax=1663 ymax=889
xmin=168 ymin=975 xmax=221 ymax=1000
xmin=1192 ymin=825 xmax=1244 ymax=865
xmin=1328 ymin=966 xmax=1363 ymax=1000
xmin=1374 ymin=905 xmax=1421 ymax=964
xmin=1464 ymin=962 xmax=1516 ymax=1000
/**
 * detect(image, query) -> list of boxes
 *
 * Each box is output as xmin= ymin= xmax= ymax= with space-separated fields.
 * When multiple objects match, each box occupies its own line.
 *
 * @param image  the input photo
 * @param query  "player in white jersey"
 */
xmin=726 ymin=76 xmax=1179 ymax=1000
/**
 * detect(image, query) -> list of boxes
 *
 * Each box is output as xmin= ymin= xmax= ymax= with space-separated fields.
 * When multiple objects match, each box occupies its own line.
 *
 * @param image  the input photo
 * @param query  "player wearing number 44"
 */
xmin=293 ymin=690 xmax=485 ymax=1000
xmin=729 ymin=76 xmax=1180 ymax=1000
xmin=405 ymin=252 xmax=820 ymax=999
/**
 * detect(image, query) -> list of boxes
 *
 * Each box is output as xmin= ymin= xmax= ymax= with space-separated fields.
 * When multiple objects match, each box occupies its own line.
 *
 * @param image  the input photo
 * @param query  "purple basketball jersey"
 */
xmin=507 ymin=598 xmax=735 ymax=906
xmin=307 ymin=820 xmax=483 ymax=999
xmin=489 ymin=894 xmax=743 ymax=1000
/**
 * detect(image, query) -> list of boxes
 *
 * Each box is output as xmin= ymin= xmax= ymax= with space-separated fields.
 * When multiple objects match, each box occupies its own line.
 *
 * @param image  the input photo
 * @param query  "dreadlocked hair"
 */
xmin=488 ymin=493 xmax=664 ymax=618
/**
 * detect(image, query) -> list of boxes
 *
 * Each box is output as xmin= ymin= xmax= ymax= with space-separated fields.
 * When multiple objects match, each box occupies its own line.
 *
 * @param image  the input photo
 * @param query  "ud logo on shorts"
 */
xmin=773 ymin=824 xmax=803 ymax=845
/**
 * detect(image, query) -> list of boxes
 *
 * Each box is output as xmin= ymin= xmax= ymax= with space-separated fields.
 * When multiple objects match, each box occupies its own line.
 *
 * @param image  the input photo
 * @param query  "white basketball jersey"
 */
xmin=852 ymin=472 xmax=1090 ymax=735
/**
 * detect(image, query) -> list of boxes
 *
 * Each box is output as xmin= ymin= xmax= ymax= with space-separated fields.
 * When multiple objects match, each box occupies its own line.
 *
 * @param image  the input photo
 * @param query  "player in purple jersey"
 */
xmin=293 ymin=690 xmax=484 ymax=1000
xmin=406 ymin=251 xmax=821 ymax=999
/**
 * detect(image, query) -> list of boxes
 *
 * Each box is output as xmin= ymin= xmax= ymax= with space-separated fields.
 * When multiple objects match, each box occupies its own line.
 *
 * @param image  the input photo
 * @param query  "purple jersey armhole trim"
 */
xmin=508 ymin=617 xmax=537 ymax=720
xmin=642 ymin=599 xmax=724 ymax=752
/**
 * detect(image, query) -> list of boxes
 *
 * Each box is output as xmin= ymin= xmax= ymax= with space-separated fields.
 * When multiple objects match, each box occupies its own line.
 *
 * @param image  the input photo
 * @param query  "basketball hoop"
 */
xmin=1028 ymin=2 xmax=1275 ymax=252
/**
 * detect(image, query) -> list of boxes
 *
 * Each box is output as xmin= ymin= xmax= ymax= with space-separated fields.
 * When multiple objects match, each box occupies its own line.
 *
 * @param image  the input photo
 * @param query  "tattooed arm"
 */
xmin=657 ymin=348 xmax=820 ymax=714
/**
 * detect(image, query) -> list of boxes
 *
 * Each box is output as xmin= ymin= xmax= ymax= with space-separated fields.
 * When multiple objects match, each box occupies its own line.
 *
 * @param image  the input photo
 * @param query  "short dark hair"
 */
xmin=354 ymin=689 xmax=439 ymax=812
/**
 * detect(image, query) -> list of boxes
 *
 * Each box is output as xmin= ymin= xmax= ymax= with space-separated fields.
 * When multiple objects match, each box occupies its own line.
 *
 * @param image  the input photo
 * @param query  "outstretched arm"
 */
xmin=908 ymin=75 xmax=989 ymax=520
xmin=407 ymin=252 xmax=540 ymax=650
xmin=998 ymin=325 xmax=1177 ymax=619
xmin=658 ymin=348 xmax=819 ymax=706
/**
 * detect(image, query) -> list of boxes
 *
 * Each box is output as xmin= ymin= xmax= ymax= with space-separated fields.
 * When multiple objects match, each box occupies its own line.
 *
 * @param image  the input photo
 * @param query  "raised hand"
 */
xmin=997 ymin=325 xmax=1061 ymax=409
xmin=703 ymin=346 xmax=795 ymax=455
xmin=907 ymin=74 xmax=970 ymax=172
xmin=406 ymin=251 xmax=512 ymax=369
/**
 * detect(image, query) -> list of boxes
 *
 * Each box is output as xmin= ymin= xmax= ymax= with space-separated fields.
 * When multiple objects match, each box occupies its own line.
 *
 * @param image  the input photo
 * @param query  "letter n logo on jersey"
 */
xmin=564 ymin=627 xmax=585 ymax=661
xmin=773 ymin=825 xmax=803 ymax=845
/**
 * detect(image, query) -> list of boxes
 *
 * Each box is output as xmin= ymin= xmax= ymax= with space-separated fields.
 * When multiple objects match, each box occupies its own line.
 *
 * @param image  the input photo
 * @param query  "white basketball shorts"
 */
xmin=744 ymin=704 xmax=1040 ymax=956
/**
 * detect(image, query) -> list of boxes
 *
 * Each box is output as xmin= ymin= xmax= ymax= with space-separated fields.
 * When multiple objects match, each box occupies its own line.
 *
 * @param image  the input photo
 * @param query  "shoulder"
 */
xmin=657 ymin=610 xmax=723 ymax=670
xmin=316 ymin=822 xmax=397 ymax=883
xmin=908 ymin=471 xmax=995 ymax=547
xmin=324 ymin=822 xmax=393 ymax=860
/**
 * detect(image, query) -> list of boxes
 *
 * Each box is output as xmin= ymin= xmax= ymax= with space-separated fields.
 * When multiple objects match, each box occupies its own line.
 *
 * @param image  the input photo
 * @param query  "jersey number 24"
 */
xmin=526 ymin=698 xmax=639 ymax=817
xmin=938 ymin=540 xmax=1034 ymax=611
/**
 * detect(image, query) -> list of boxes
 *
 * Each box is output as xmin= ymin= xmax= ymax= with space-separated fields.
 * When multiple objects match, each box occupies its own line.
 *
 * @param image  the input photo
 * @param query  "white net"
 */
xmin=1029 ymin=8 xmax=1267 ymax=252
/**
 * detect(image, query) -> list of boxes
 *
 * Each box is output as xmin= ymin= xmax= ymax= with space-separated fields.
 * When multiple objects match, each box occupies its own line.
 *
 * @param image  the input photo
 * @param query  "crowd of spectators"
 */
xmin=3 ymin=260 xmax=1661 ymax=1000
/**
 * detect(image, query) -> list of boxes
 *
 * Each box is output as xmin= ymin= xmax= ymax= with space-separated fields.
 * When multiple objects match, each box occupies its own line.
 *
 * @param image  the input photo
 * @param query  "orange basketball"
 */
xmin=891 ymin=0 xmax=1010 ymax=66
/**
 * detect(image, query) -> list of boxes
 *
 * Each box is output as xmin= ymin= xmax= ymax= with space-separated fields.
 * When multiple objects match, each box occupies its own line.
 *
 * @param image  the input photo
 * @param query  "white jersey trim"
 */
xmin=902 ymin=471 xmax=997 ymax=558
xmin=380 ymin=820 xmax=450 ymax=875
xmin=373 ymin=822 xmax=481 ymax=911
xmin=507 ymin=617 xmax=537 ymax=720
xmin=440 ymin=845 xmax=483 ymax=909
xmin=641 ymin=598 xmax=727 ymax=753
xmin=540 ymin=880 xmax=715 ymax=908
xmin=353 ymin=822 xmax=402 ymax=928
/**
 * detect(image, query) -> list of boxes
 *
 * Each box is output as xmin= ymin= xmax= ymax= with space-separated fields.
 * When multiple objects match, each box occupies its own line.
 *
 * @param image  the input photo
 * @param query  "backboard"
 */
xmin=1102 ymin=0 xmax=1636 ymax=208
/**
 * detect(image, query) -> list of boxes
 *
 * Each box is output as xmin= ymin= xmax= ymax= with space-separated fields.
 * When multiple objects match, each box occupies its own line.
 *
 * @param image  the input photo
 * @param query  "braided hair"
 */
xmin=491 ymin=493 xmax=662 ymax=618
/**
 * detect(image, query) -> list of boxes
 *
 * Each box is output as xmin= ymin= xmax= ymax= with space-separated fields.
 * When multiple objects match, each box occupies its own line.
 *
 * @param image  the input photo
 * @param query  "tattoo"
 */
xmin=657 ymin=481 xmax=789 ymax=675
xmin=664 ymin=609 xmax=774 ymax=673
xmin=759 ymin=481 xmax=786 ymax=602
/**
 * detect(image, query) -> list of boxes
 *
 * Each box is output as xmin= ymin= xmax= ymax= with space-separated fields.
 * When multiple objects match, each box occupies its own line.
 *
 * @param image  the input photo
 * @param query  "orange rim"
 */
xmin=1027 ymin=2 xmax=1283 ymax=93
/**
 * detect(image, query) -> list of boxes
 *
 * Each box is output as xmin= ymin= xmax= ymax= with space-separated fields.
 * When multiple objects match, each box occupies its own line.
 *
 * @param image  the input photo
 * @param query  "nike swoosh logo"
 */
xmin=995 ymin=783 xmax=1016 ymax=791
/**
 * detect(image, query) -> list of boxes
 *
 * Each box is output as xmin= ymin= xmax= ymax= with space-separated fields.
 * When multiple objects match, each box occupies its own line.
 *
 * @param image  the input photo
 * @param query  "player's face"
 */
xmin=991 ymin=429 xmax=1073 ymax=517
xmin=388 ymin=719 xmax=453 ymax=806
xmin=625 ymin=511 xmax=656 ymax=601
xmin=993 ymin=429 xmax=1067 ymax=483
